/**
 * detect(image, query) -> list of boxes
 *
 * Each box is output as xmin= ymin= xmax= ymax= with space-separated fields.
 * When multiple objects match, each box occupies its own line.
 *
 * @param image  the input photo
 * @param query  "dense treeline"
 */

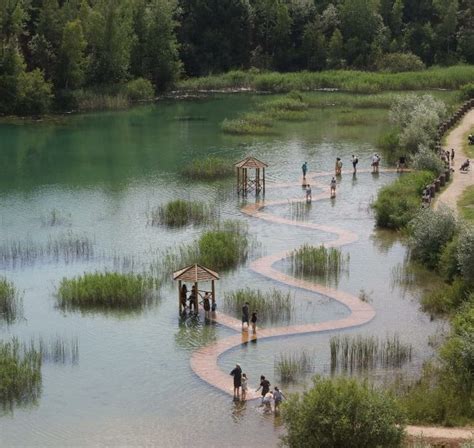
xmin=1 ymin=0 xmax=473 ymax=115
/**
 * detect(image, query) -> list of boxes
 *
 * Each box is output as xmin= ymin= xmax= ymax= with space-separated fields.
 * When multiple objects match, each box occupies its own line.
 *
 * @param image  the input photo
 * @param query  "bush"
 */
xmin=439 ymin=236 xmax=460 ymax=282
xmin=282 ymin=376 xmax=405 ymax=448
xmin=408 ymin=207 xmax=457 ymax=269
xmin=123 ymin=78 xmax=155 ymax=102
xmin=0 ymin=277 xmax=23 ymax=325
xmin=376 ymin=52 xmax=425 ymax=73
xmin=56 ymin=272 xmax=157 ymax=311
xmin=458 ymin=225 xmax=474 ymax=287
xmin=460 ymin=83 xmax=474 ymax=100
xmin=373 ymin=171 xmax=434 ymax=229
xmin=15 ymin=69 xmax=53 ymax=115
xmin=410 ymin=144 xmax=445 ymax=176
xmin=421 ymin=277 xmax=469 ymax=315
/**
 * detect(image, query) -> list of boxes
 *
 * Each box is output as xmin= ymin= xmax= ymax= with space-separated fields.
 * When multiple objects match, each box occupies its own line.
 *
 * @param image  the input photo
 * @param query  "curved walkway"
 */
xmin=435 ymin=109 xmax=474 ymax=214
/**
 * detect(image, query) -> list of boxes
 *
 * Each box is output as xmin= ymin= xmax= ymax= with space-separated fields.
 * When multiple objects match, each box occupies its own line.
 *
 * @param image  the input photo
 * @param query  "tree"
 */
xmin=327 ymin=28 xmax=344 ymax=68
xmin=15 ymin=68 xmax=53 ymax=115
xmin=433 ymin=0 xmax=459 ymax=64
xmin=282 ymin=376 xmax=406 ymax=448
xmin=56 ymin=20 xmax=87 ymax=89
xmin=302 ymin=18 xmax=326 ymax=71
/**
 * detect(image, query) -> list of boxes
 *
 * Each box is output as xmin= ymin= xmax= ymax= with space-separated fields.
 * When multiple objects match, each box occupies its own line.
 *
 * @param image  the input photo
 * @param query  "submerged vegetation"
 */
xmin=0 ymin=277 xmax=23 ymax=325
xmin=330 ymin=334 xmax=413 ymax=373
xmin=223 ymin=288 xmax=294 ymax=324
xmin=274 ymin=350 xmax=315 ymax=383
xmin=56 ymin=272 xmax=158 ymax=312
xmin=150 ymin=199 xmax=215 ymax=227
xmin=181 ymin=156 xmax=233 ymax=180
xmin=290 ymin=244 xmax=348 ymax=280
xmin=0 ymin=338 xmax=42 ymax=411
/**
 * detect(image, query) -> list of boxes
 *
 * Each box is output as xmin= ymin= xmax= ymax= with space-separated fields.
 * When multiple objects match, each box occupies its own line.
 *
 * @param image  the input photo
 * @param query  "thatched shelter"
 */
xmin=173 ymin=264 xmax=219 ymax=313
xmin=235 ymin=156 xmax=267 ymax=196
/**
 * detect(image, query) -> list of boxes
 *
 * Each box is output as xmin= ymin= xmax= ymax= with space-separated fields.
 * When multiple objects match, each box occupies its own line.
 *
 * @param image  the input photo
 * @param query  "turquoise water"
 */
xmin=0 ymin=93 xmax=445 ymax=447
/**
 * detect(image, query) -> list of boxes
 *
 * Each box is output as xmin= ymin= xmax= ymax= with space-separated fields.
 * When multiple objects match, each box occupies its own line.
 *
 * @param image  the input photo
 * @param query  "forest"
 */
xmin=0 ymin=0 xmax=473 ymax=115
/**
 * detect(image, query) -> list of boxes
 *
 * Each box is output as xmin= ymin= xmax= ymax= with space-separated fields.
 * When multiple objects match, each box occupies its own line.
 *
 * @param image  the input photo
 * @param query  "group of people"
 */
xmin=241 ymin=302 xmax=258 ymax=333
xmin=229 ymin=365 xmax=286 ymax=413
xmin=180 ymin=284 xmax=216 ymax=314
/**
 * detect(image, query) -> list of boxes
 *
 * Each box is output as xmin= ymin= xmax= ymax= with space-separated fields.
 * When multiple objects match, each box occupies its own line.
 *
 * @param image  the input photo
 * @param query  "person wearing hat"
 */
xmin=230 ymin=363 xmax=242 ymax=399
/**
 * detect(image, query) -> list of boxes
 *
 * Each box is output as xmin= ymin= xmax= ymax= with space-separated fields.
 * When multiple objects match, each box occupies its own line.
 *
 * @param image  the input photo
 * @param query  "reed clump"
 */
xmin=56 ymin=272 xmax=158 ymax=311
xmin=150 ymin=199 xmax=215 ymax=227
xmin=274 ymin=350 xmax=315 ymax=382
xmin=330 ymin=334 xmax=413 ymax=373
xmin=223 ymin=288 xmax=294 ymax=323
xmin=36 ymin=336 xmax=79 ymax=364
xmin=290 ymin=244 xmax=349 ymax=278
xmin=0 ymin=277 xmax=23 ymax=325
xmin=181 ymin=156 xmax=233 ymax=180
xmin=289 ymin=200 xmax=311 ymax=221
xmin=0 ymin=338 xmax=42 ymax=410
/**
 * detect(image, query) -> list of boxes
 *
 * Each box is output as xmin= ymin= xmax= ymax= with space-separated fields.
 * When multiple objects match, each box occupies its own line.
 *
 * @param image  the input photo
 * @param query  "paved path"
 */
xmin=435 ymin=109 xmax=474 ymax=215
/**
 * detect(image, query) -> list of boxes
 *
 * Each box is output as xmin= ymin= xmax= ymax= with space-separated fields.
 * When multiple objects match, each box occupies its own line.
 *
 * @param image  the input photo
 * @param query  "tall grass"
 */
xmin=56 ymin=272 xmax=158 ymax=311
xmin=274 ymin=350 xmax=315 ymax=382
xmin=150 ymin=199 xmax=215 ymax=227
xmin=223 ymin=288 xmax=294 ymax=323
xmin=0 ymin=277 xmax=23 ymax=325
xmin=36 ymin=336 xmax=79 ymax=364
xmin=290 ymin=244 xmax=349 ymax=279
xmin=289 ymin=200 xmax=311 ymax=221
xmin=0 ymin=338 xmax=42 ymax=410
xmin=330 ymin=334 xmax=413 ymax=373
xmin=181 ymin=156 xmax=233 ymax=180
xmin=0 ymin=232 xmax=94 ymax=268
xmin=458 ymin=185 xmax=474 ymax=222
xmin=177 ymin=66 xmax=474 ymax=93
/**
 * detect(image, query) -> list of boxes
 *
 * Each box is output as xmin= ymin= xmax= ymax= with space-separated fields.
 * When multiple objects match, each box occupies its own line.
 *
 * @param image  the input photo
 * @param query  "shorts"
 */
xmin=242 ymin=315 xmax=249 ymax=323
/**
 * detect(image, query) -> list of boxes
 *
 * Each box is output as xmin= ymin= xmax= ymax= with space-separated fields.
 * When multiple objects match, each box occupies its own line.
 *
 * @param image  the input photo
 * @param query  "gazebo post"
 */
xmin=178 ymin=280 xmax=182 ymax=313
xmin=263 ymin=167 xmax=265 ymax=194
xmin=236 ymin=167 xmax=240 ymax=194
xmin=194 ymin=281 xmax=199 ymax=313
xmin=211 ymin=279 xmax=216 ymax=310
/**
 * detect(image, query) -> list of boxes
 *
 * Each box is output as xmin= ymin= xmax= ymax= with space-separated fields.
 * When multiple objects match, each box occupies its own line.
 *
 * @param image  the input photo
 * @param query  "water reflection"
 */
xmin=174 ymin=314 xmax=218 ymax=350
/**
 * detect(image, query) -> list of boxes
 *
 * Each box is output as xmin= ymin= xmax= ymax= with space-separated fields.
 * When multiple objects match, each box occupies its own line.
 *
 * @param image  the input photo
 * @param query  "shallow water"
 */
xmin=0 ymin=92 xmax=450 ymax=447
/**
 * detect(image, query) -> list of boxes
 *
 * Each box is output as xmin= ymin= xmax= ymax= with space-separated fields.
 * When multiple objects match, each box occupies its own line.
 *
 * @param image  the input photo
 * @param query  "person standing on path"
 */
xmin=230 ymin=364 xmax=242 ymax=399
xmin=351 ymin=155 xmax=358 ymax=173
xmin=305 ymin=184 xmax=312 ymax=202
xmin=330 ymin=177 xmax=337 ymax=198
xmin=251 ymin=311 xmax=258 ymax=333
xmin=451 ymin=148 xmax=455 ymax=164
xmin=256 ymin=375 xmax=271 ymax=401
xmin=335 ymin=157 xmax=342 ymax=176
xmin=242 ymin=302 xmax=249 ymax=331
xmin=302 ymin=162 xmax=308 ymax=179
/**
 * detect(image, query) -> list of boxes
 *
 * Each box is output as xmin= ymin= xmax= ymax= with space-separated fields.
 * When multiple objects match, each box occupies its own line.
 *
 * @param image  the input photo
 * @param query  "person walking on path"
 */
xmin=451 ymin=148 xmax=455 ymax=164
xmin=256 ymin=375 xmax=271 ymax=401
xmin=251 ymin=311 xmax=258 ymax=333
xmin=372 ymin=153 xmax=380 ymax=173
xmin=302 ymin=162 xmax=308 ymax=179
xmin=351 ymin=155 xmax=358 ymax=173
xmin=330 ymin=177 xmax=337 ymax=198
xmin=230 ymin=364 xmax=242 ymax=399
xmin=273 ymin=386 xmax=286 ymax=412
xmin=335 ymin=157 xmax=343 ymax=176
xmin=305 ymin=184 xmax=312 ymax=202
xmin=242 ymin=302 xmax=249 ymax=331
xmin=241 ymin=373 xmax=248 ymax=400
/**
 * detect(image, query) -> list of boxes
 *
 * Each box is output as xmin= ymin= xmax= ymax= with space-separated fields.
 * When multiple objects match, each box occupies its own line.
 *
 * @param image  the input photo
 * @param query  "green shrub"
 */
xmin=151 ymin=199 xmax=215 ymax=227
xmin=0 ymin=338 xmax=42 ymax=410
xmin=15 ymin=69 xmax=53 ymax=115
xmin=57 ymin=272 xmax=158 ymax=311
xmin=408 ymin=207 xmax=457 ymax=269
xmin=410 ymin=144 xmax=445 ymax=176
xmin=0 ymin=277 xmax=23 ymax=325
xmin=458 ymin=185 xmax=474 ymax=221
xmin=460 ymin=83 xmax=474 ymax=100
xmin=123 ymin=78 xmax=155 ymax=101
xmin=282 ymin=376 xmax=405 ymax=448
xmin=181 ymin=156 xmax=233 ymax=180
xmin=376 ymin=52 xmax=425 ymax=73
xmin=421 ymin=277 xmax=469 ymax=315
xmin=458 ymin=225 xmax=474 ymax=287
xmin=373 ymin=171 xmax=434 ymax=229
xmin=377 ymin=129 xmax=400 ymax=152
xmin=439 ymin=236 xmax=460 ymax=282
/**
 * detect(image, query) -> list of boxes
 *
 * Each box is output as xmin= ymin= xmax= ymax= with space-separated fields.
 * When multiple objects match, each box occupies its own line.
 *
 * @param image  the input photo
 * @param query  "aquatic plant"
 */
xmin=274 ymin=350 xmax=315 ymax=382
xmin=290 ymin=244 xmax=348 ymax=278
xmin=150 ymin=199 xmax=215 ymax=227
xmin=36 ymin=336 xmax=79 ymax=365
xmin=330 ymin=334 xmax=413 ymax=373
xmin=289 ymin=200 xmax=311 ymax=221
xmin=223 ymin=288 xmax=294 ymax=323
xmin=221 ymin=116 xmax=274 ymax=135
xmin=0 ymin=338 xmax=42 ymax=411
xmin=56 ymin=272 xmax=158 ymax=311
xmin=41 ymin=208 xmax=71 ymax=227
xmin=0 ymin=277 xmax=23 ymax=325
xmin=181 ymin=156 xmax=233 ymax=180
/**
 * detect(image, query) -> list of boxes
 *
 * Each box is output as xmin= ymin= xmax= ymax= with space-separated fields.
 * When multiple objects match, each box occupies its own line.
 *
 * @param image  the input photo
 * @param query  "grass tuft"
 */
xmin=181 ymin=156 xmax=233 ymax=180
xmin=0 ymin=277 xmax=23 ymax=325
xmin=274 ymin=350 xmax=315 ymax=382
xmin=150 ymin=199 xmax=215 ymax=227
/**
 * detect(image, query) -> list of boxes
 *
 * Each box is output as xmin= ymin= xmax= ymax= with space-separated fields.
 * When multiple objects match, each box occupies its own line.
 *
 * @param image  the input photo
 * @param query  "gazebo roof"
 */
xmin=234 ymin=156 xmax=268 ymax=169
xmin=172 ymin=264 xmax=220 ymax=282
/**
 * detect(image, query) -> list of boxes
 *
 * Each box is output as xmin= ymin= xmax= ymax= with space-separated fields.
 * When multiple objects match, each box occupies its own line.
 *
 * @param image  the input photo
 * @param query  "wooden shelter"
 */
xmin=235 ymin=156 xmax=268 ymax=196
xmin=173 ymin=264 xmax=219 ymax=313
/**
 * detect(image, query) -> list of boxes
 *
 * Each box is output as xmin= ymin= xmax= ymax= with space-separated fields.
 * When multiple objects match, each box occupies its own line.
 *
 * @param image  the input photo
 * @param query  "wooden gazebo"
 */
xmin=235 ymin=156 xmax=267 ymax=196
xmin=172 ymin=264 xmax=219 ymax=313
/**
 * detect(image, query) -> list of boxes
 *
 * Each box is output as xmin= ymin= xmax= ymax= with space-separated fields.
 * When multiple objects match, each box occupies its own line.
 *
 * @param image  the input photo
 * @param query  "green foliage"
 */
xmin=151 ymin=199 xmax=214 ymax=227
xmin=290 ymin=244 xmax=348 ymax=279
xmin=460 ymin=83 xmax=474 ymax=100
xmin=181 ymin=156 xmax=233 ymax=180
xmin=438 ymin=236 xmax=460 ymax=282
xmin=0 ymin=277 xmax=23 ymax=325
xmin=124 ymin=78 xmax=154 ymax=101
xmin=15 ymin=69 xmax=53 ymax=115
xmin=0 ymin=338 xmax=42 ymax=411
xmin=223 ymin=288 xmax=294 ymax=324
xmin=373 ymin=171 xmax=434 ymax=229
xmin=408 ymin=207 xmax=457 ymax=269
xmin=376 ymin=52 xmax=426 ymax=73
xmin=410 ymin=144 xmax=445 ymax=176
xmin=57 ymin=272 xmax=158 ymax=311
xmin=458 ymin=185 xmax=474 ymax=222
xmin=457 ymin=225 xmax=474 ymax=287
xmin=281 ymin=376 xmax=405 ymax=448
xmin=274 ymin=350 xmax=315 ymax=382
xmin=378 ymin=129 xmax=400 ymax=153
xmin=421 ymin=277 xmax=469 ymax=315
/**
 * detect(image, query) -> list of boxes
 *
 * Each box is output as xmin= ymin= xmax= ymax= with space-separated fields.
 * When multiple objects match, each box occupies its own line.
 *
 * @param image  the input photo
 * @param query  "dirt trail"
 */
xmin=435 ymin=109 xmax=474 ymax=214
